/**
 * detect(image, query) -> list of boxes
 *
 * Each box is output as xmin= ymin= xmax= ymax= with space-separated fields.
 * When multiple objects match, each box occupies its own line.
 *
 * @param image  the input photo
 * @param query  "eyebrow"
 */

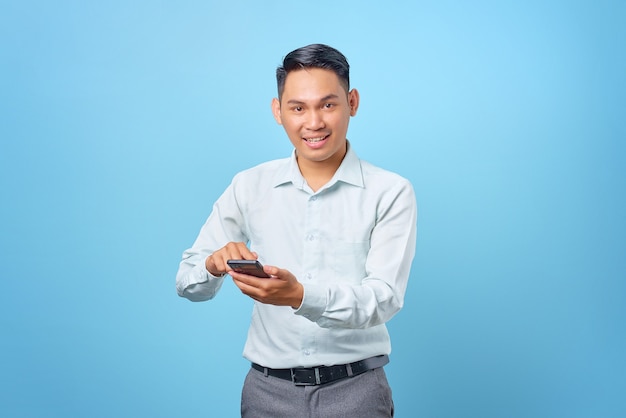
xmin=286 ymin=94 xmax=340 ymax=105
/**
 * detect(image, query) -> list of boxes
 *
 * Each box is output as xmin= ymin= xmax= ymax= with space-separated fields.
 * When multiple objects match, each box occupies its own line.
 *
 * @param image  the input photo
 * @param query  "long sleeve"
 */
xmin=295 ymin=178 xmax=417 ymax=329
xmin=175 ymin=183 xmax=248 ymax=302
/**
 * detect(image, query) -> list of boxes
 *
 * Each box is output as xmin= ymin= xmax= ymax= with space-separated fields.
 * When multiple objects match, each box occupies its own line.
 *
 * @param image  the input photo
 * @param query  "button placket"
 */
xmin=300 ymin=193 xmax=321 ymax=363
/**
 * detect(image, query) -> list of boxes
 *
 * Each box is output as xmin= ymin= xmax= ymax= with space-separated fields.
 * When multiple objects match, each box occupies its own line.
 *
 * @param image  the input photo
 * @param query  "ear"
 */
xmin=348 ymin=88 xmax=360 ymax=116
xmin=271 ymin=98 xmax=283 ymax=125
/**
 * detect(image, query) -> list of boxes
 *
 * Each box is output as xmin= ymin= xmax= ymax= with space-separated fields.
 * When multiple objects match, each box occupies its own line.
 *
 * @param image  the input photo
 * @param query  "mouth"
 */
xmin=303 ymin=135 xmax=329 ymax=143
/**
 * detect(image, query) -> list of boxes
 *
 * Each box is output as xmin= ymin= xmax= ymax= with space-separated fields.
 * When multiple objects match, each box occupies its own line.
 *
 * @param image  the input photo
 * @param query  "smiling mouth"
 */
xmin=304 ymin=135 xmax=328 ymax=143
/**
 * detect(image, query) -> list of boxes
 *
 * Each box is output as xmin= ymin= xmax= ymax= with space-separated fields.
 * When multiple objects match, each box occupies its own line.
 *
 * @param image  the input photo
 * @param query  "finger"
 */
xmin=232 ymin=275 xmax=263 ymax=298
xmin=264 ymin=265 xmax=279 ymax=277
xmin=212 ymin=243 xmax=257 ymax=272
xmin=231 ymin=270 xmax=267 ymax=287
xmin=229 ymin=242 xmax=257 ymax=258
xmin=224 ymin=242 xmax=257 ymax=259
xmin=265 ymin=265 xmax=293 ymax=282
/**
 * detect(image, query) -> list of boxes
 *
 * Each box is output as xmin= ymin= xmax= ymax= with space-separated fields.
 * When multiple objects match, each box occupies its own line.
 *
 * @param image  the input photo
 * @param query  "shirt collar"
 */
xmin=272 ymin=141 xmax=364 ymax=190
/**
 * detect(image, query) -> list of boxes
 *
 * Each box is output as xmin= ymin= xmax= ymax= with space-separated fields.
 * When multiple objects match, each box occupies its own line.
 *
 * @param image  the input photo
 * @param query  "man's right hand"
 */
xmin=205 ymin=242 xmax=258 ymax=277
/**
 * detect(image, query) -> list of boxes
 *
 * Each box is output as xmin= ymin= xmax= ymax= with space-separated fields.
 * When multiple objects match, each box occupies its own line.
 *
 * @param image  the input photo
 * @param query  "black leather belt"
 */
xmin=251 ymin=354 xmax=389 ymax=386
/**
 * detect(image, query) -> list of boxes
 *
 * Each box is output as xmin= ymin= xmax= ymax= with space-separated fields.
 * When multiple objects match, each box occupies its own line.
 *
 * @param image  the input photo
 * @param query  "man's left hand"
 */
xmin=231 ymin=265 xmax=304 ymax=309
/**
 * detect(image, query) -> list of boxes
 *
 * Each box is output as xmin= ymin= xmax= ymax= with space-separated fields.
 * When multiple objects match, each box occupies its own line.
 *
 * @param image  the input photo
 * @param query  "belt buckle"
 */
xmin=291 ymin=367 xmax=321 ymax=386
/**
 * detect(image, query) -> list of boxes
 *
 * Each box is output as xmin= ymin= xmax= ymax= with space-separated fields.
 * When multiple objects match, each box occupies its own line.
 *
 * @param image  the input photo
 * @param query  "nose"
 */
xmin=304 ymin=109 xmax=325 ymax=130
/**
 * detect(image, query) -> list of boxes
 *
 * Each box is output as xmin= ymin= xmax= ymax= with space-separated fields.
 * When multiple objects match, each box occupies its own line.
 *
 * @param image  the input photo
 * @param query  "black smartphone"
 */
xmin=226 ymin=259 xmax=271 ymax=278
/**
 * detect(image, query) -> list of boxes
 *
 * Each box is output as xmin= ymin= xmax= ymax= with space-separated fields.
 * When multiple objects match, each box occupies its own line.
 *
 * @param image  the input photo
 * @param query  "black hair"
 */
xmin=276 ymin=44 xmax=350 ymax=99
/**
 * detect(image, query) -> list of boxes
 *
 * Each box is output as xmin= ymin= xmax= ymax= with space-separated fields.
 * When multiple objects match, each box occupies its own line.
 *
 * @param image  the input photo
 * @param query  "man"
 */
xmin=176 ymin=44 xmax=417 ymax=417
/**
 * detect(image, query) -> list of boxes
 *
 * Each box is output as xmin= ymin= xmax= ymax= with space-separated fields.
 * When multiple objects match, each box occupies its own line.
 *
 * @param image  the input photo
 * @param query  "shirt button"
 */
xmin=310 ymin=196 xmax=317 ymax=201
xmin=307 ymin=234 xmax=315 ymax=241
xmin=303 ymin=350 xmax=310 ymax=356
xmin=305 ymin=273 xmax=312 ymax=280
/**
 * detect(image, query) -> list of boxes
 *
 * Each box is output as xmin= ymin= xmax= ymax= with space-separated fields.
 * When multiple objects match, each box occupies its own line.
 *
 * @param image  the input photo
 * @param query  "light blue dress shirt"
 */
xmin=176 ymin=143 xmax=417 ymax=368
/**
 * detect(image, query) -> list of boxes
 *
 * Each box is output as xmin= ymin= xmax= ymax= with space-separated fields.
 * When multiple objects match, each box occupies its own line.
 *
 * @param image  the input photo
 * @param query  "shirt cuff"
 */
xmin=178 ymin=263 xmax=213 ymax=291
xmin=293 ymin=283 xmax=327 ymax=322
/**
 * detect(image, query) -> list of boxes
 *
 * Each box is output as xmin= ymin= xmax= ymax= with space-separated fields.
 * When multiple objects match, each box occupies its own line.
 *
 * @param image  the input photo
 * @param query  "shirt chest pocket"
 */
xmin=330 ymin=240 xmax=370 ymax=282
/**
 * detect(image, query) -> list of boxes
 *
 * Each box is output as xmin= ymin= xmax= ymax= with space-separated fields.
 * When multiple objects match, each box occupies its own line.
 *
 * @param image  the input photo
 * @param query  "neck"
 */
xmin=296 ymin=143 xmax=347 ymax=192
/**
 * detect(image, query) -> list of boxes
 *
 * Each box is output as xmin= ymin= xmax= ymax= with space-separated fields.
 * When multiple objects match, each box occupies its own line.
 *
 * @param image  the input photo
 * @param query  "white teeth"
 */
xmin=305 ymin=136 xmax=326 ymax=143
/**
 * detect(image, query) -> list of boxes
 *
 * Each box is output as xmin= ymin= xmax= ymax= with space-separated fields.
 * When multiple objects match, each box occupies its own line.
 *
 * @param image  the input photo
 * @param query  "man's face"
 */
xmin=272 ymin=68 xmax=359 ymax=170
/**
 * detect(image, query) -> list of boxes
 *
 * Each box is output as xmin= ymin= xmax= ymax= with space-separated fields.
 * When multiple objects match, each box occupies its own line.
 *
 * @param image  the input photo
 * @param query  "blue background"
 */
xmin=1 ymin=1 xmax=624 ymax=417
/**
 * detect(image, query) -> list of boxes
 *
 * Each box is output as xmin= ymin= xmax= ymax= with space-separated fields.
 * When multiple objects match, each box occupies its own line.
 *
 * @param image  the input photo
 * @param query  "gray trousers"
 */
xmin=241 ymin=366 xmax=394 ymax=418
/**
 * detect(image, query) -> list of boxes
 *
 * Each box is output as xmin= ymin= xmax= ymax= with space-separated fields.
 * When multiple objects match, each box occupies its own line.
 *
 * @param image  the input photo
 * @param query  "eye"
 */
xmin=294 ymin=106 xmax=303 ymax=112
xmin=323 ymin=103 xmax=334 ymax=109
